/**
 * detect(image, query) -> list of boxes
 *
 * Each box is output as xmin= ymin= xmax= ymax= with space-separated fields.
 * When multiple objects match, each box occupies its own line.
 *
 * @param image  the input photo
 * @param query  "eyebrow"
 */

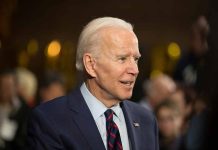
xmin=115 ymin=52 xmax=141 ymax=57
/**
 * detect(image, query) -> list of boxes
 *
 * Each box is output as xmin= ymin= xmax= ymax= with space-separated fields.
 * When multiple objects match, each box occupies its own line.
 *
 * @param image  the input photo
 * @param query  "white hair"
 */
xmin=16 ymin=67 xmax=37 ymax=101
xmin=76 ymin=17 xmax=134 ymax=71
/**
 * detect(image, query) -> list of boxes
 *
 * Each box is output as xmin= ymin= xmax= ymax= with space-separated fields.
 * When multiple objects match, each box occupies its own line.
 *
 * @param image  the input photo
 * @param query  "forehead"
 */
xmin=98 ymin=27 xmax=139 ymax=54
xmin=100 ymin=26 xmax=137 ymax=42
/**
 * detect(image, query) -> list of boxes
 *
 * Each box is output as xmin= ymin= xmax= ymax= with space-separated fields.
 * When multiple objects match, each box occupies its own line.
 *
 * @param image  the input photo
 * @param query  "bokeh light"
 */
xmin=18 ymin=50 xmax=29 ymax=67
xmin=27 ymin=39 xmax=38 ymax=56
xmin=150 ymin=69 xmax=162 ymax=78
xmin=46 ymin=40 xmax=61 ymax=58
xmin=167 ymin=42 xmax=181 ymax=59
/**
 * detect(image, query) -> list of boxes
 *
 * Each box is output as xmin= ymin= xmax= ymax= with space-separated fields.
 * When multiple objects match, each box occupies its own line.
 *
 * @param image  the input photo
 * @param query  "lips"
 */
xmin=120 ymin=81 xmax=134 ymax=86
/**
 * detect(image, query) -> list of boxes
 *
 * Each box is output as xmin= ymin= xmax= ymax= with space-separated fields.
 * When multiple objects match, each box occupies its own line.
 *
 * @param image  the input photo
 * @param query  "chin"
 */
xmin=119 ymin=94 xmax=132 ymax=100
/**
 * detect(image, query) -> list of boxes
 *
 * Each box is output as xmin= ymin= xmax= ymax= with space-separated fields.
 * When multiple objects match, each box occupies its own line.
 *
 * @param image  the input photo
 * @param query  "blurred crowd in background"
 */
xmin=1 ymin=0 xmax=218 ymax=150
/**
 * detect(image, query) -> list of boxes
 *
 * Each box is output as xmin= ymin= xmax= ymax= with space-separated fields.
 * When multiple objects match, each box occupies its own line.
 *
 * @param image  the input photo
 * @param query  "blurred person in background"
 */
xmin=38 ymin=71 xmax=66 ymax=103
xmin=173 ymin=15 xmax=209 ymax=89
xmin=181 ymin=92 xmax=208 ymax=150
xmin=168 ymin=85 xmax=187 ymax=116
xmin=155 ymin=100 xmax=184 ymax=150
xmin=172 ymin=16 xmax=210 ymax=150
xmin=139 ymin=73 xmax=176 ymax=111
xmin=0 ymin=69 xmax=29 ymax=150
xmin=168 ymin=84 xmax=193 ymax=132
xmin=16 ymin=67 xmax=38 ymax=108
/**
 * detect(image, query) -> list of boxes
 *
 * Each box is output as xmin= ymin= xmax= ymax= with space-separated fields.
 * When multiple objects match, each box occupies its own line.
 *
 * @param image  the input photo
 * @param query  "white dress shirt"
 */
xmin=80 ymin=83 xmax=130 ymax=150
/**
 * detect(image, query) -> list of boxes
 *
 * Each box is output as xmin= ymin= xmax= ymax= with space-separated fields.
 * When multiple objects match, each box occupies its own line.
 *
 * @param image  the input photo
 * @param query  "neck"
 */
xmin=85 ymin=80 xmax=120 ymax=108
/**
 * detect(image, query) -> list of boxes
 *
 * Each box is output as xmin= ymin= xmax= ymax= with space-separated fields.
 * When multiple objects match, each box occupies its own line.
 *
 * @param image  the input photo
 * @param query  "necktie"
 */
xmin=104 ymin=109 xmax=123 ymax=150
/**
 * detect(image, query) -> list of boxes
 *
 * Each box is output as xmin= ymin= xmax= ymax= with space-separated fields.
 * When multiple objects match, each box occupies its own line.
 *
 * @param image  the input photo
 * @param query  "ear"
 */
xmin=83 ymin=53 xmax=97 ymax=77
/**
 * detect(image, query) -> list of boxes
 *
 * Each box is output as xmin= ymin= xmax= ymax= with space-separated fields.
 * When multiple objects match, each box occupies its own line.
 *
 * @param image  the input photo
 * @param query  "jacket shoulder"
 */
xmin=123 ymin=100 xmax=155 ymax=120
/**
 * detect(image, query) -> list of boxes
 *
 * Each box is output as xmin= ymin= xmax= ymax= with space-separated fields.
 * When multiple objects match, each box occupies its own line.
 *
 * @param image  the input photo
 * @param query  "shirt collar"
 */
xmin=80 ymin=82 xmax=122 ymax=121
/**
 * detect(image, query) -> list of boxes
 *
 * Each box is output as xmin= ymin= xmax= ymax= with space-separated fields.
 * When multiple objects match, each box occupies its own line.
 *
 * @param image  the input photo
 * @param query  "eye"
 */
xmin=118 ymin=56 xmax=127 ymax=63
xmin=134 ymin=57 xmax=140 ymax=64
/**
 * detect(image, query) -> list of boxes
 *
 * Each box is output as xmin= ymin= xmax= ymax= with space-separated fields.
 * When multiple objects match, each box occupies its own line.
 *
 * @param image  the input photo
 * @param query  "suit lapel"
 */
xmin=121 ymin=101 xmax=142 ymax=150
xmin=67 ymin=88 xmax=106 ymax=150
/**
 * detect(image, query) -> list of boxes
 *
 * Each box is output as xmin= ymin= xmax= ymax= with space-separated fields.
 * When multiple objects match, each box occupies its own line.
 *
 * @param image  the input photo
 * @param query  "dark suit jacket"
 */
xmin=27 ymin=87 xmax=159 ymax=150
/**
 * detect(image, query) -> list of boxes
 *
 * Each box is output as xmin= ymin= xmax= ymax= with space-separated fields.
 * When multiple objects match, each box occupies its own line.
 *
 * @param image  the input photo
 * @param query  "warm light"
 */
xmin=46 ymin=40 xmax=61 ymax=57
xmin=18 ymin=50 xmax=29 ymax=67
xmin=150 ymin=70 xmax=162 ymax=78
xmin=27 ymin=39 xmax=38 ymax=55
xmin=167 ymin=42 xmax=181 ymax=59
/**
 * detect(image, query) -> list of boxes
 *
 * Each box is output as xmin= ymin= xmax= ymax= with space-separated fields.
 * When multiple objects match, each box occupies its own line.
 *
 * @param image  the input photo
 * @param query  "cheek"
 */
xmin=96 ymin=62 xmax=123 ymax=79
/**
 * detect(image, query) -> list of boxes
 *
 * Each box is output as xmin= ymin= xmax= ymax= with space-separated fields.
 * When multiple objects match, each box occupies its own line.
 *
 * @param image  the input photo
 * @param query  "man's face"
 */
xmin=90 ymin=27 xmax=140 ymax=103
xmin=157 ymin=107 xmax=182 ymax=138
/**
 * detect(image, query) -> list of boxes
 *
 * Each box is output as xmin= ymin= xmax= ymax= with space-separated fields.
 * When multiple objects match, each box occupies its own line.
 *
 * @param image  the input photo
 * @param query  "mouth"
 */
xmin=120 ymin=81 xmax=134 ymax=87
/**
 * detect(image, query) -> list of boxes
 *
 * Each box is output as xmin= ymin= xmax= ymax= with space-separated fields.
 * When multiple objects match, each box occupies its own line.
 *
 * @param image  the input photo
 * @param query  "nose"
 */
xmin=127 ymin=58 xmax=139 ymax=76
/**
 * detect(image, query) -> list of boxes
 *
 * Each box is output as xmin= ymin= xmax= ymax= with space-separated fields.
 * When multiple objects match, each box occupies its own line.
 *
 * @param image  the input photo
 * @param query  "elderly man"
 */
xmin=27 ymin=17 xmax=159 ymax=150
xmin=139 ymin=74 xmax=176 ymax=111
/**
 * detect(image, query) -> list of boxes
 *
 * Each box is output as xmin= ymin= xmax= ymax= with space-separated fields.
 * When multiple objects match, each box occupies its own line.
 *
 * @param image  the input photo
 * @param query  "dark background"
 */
xmin=0 ymin=0 xmax=209 ymax=98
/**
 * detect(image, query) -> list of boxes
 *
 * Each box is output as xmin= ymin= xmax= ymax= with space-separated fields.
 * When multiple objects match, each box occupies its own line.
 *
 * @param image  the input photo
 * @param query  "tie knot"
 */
xmin=104 ymin=109 xmax=114 ymax=122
